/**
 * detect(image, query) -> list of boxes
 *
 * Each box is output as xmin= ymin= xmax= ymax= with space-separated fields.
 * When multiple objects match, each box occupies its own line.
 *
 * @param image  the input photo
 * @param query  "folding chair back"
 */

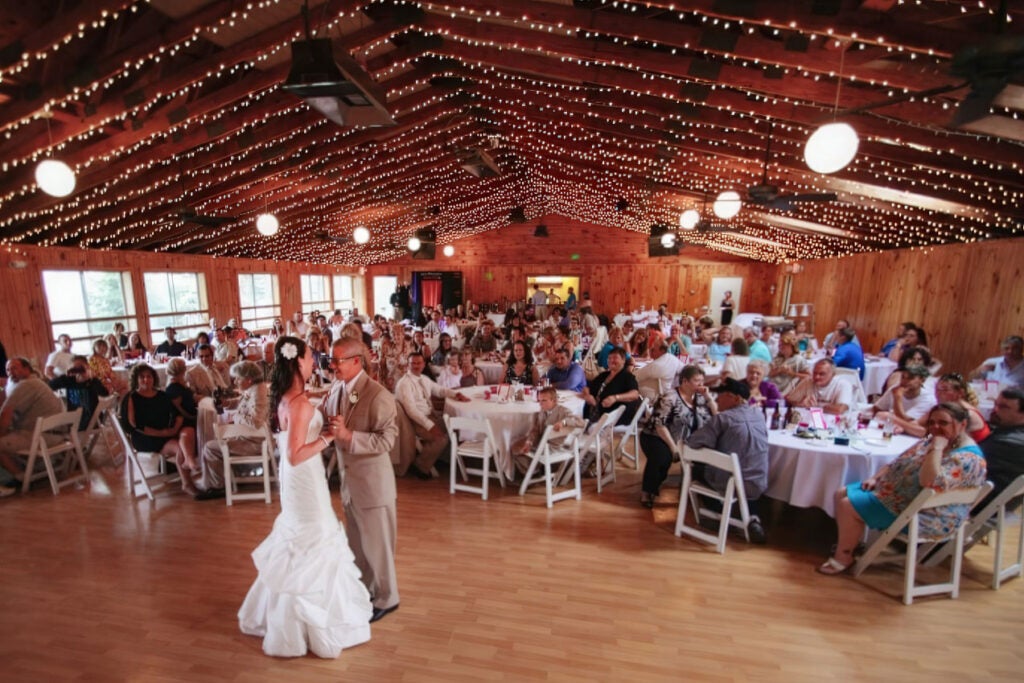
xmin=18 ymin=409 xmax=87 ymax=495
xmin=444 ymin=414 xmax=506 ymax=500
xmin=853 ymin=483 xmax=992 ymax=604
xmin=518 ymin=425 xmax=584 ymax=508
xmin=214 ymin=422 xmax=275 ymax=505
xmin=924 ymin=475 xmax=1024 ymax=589
xmin=110 ymin=412 xmax=180 ymax=501
xmin=674 ymin=444 xmax=750 ymax=553
xmin=572 ymin=405 xmax=623 ymax=492
xmin=614 ymin=397 xmax=649 ymax=470
xmin=80 ymin=394 xmax=120 ymax=464
xmin=833 ymin=368 xmax=867 ymax=404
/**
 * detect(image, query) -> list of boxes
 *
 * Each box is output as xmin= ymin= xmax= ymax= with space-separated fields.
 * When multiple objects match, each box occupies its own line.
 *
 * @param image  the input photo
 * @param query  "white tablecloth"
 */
xmin=487 ymin=313 xmax=505 ymax=327
xmin=765 ymin=429 xmax=919 ymax=517
xmin=474 ymin=360 xmax=506 ymax=384
xmin=863 ymin=357 xmax=897 ymax=397
xmin=444 ymin=386 xmax=586 ymax=479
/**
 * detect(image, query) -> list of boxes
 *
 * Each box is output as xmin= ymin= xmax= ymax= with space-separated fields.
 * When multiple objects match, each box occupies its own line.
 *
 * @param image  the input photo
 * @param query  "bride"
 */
xmin=238 ymin=336 xmax=372 ymax=657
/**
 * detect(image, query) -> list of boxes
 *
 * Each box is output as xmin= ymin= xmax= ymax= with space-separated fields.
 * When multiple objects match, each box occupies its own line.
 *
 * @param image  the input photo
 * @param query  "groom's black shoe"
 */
xmin=370 ymin=604 xmax=398 ymax=623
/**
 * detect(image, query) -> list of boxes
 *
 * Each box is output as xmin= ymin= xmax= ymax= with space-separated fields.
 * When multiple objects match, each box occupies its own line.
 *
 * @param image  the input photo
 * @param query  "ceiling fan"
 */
xmin=747 ymin=125 xmax=837 ymax=211
xmin=165 ymin=163 xmax=238 ymax=227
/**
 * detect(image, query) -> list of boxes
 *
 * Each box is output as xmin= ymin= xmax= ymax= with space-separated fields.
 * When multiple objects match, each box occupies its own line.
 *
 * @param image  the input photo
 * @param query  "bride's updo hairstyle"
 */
xmin=269 ymin=335 xmax=308 ymax=430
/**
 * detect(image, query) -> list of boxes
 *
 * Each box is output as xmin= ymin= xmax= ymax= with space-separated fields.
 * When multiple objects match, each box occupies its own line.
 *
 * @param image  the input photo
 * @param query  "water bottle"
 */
xmin=882 ymin=414 xmax=895 ymax=441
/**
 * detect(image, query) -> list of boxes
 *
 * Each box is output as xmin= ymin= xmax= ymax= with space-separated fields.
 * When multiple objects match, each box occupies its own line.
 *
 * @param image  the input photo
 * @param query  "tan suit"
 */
xmin=321 ymin=372 xmax=400 ymax=610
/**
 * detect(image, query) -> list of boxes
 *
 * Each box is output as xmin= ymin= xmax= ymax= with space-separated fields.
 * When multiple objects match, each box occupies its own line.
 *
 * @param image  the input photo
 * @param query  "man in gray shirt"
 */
xmin=1 ymin=357 xmax=66 ymax=495
xmin=687 ymin=377 xmax=770 ymax=543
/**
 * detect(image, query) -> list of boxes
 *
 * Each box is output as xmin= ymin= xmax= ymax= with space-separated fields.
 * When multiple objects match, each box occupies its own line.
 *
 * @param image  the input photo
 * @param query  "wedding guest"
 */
xmin=769 ymin=334 xmax=810 ymax=396
xmin=44 ymin=333 xmax=74 ymax=379
xmin=430 ymin=333 xmax=453 ymax=366
xmin=0 ymin=357 xmax=64 ymax=494
xmin=124 ymin=332 xmax=147 ymax=360
xmin=191 ymin=331 xmax=211 ymax=358
xmin=881 ymin=321 xmax=915 ymax=356
xmin=635 ymin=340 xmax=683 ymax=400
xmin=155 ymin=327 xmax=186 ymax=357
xmin=186 ymin=344 xmax=230 ymax=400
xmin=596 ymin=327 xmax=631 ymax=369
xmin=505 ymin=340 xmax=539 ymax=385
xmin=887 ymin=324 xmax=929 ymax=363
xmin=896 ymin=373 xmax=989 ymax=441
xmin=720 ymin=338 xmax=751 ymax=382
xmin=832 ymin=327 xmax=865 ymax=380
xmin=88 ymin=338 xmax=128 ymax=395
xmin=975 ymin=388 xmax=1024 ymax=510
xmin=394 ymin=352 xmax=469 ymax=480
xmin=512 ymin=386 xmax=586 ymax=469
xmin=435 ymin=352 xmax=464 ymax=390
xmin=581 ymin=348 xmax=640 ymax=426
xmin=546 ymin=348 xmax=586 ymax=393
xmin=49 ymin=356 xmax=108 ymax=430
xmin=707 ymin=327 xmax=732 ymax=363
xmin=970 ymin=335 xmax=1024 ymax=388
xmin=113 ymin=322 xmax=129 ymax=349
xmin=741 ymin=360 xmax=782 ymax=408
xmin=457 ymin=351 xmax=486 ymax=388
xmin=743 ymin=327 xmax=772 ymax=364
xmin=867 ymin=365 xmax=936 ymax=428
xmin=818 ymin=402 xmax=986 ymax=575
xmin=786 ymin=358 xmax=854 ymax=415
xmin=667 ymin=322 xmax=692 ymax=357
xmin=823 ymin=319 xmax=859 ymax=351
xmin=103 ymin=333 xmax=125 ymax=365
xmin=880 ymin=345 xmax=933 ymax=395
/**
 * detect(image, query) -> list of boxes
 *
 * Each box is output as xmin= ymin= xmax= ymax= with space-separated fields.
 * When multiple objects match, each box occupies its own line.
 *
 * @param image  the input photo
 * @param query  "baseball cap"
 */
xmin=711 ymin=377 xmax=751 ymax=400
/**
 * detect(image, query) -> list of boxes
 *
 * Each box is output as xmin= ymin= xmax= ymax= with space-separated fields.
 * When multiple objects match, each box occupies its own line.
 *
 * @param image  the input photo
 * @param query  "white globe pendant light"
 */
xmin=712 ymin=190 xmax=742 ymax=219
xmin=255 ymin=212 xmax=279 ymax=236
xmin=804 ymin=122 xmax=859 ymax=174
xmin=407 ymin=236 xmax=421 ymax=252
xmin=443 ymin=244 xmax=455 ymax=257
xmin=35 ymin=158 xmax=76 ymax=197
xmin=679 ymin=209 xmax=700 ymax=230
xmin=660 ymin=232 xmax=676 ymax=248
xmin=352 ymin=225 xmax=370 ymax=244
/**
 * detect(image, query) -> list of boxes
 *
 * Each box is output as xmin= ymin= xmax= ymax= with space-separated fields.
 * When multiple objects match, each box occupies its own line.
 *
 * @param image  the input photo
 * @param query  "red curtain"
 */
xmin=420 ymin=279 xmax=442 ymax=309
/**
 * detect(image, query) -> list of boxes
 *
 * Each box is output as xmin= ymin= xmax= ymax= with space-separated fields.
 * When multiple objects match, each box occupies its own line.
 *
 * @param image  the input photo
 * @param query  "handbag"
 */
xmin=582 ymin=352 xmax=600 ymax=380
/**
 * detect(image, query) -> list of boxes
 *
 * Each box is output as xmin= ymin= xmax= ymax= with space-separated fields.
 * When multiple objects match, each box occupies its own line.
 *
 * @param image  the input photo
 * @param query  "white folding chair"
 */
xmin=79 ymin=394 xmax=120 ymax=465
xmin=214 ymin=422 xmax=276 ymax=505
xmin=443 ymin=415 xmax=506 ymax=500
xmin=852 ymin=484 xmax=992 ymax=604
xmin=17 ymin=409 xmax=88 ymax=495
xmin=673 ymin=445 xmax=751 ymax=553
xmin=833 ymin=368 xmax=867 ymax=405
xmin=518 ymin=425 xmax=584 ymax=508
xmin=572 ymin=405 xmax=624 ymax=493
xmin=613 ymin=397 xmax=649 ymax=470
xmin=110 ymin=414 xmax=180 ymax=501
xmin=924 ymin=475 xmax=1024 ymax=590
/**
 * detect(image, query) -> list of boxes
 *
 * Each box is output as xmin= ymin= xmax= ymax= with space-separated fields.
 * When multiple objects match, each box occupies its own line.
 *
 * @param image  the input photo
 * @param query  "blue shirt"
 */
xmin=547 ymin=362 xmax=586 ymax=392
xmin=833 ymin=340 xmax=865 ymax=380
xmin=880 ymin=337 xmax=899 ymax=356
xmin=596 ymin=342 xmax=631 ymax=370
xmin=708 ymin=342 xmax=731 ymax=363
xmin=748 ymin=339 xmax=772 ymax=363
xmin=565 ymin=293 xmax=577 ymax=310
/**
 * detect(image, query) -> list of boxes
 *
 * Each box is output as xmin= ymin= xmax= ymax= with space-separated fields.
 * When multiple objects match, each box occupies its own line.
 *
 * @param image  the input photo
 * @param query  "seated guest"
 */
xmin=818 ymin=402 xmax=986 ymax=574
xmin=831 ymin=327 xmax=865 ymax=380
xmin=887 ymin=324 xmax=929 ymax=363
xmin=511 ymin=386 xmax=587 ymax=468
xmin=639 ymin=365 xmax=717 ymax=508
xmin=191 ymin=331 xmax=211 ymax=358
xmin=113 ymin=322 xmax=129 ymax=350
xmin=741 ymin=360 xmax=782 ymax=408
xmin=686 ymin=378 xmax=769 ymax=543
xmin=866 ymin=365 xmax=936 ymax=429
xmin=410 ymin=329 xmax=428 ymax=356
xmin=970 ymin=335 xmax=1024 ymax=388
xmin=880 ymin=345 xmax=933 ymax=395
xmin=695 ymin=315 xmax=716 ymax=344
xmin=646 ymin=322 xmax=666 ymax=350
xmin=881 ymin=321 xmax=915 ymax=357
xmin=379 ymin=324 xmax=412 ymax=391
xmin=423 ymin=310 xmax=443 ymax=337
xmin=256 ymin=340 xmax=275 ymax=382
xmin=596 ymin=327 xmax=631 ymax=370
xmin=88 ymin=338 xmax=128 ymax=395
xmin=760 ymin=325 xmax=779 ymax=358
xmin=164 ymin=358 xmax=198 ymax=429
xmin=546 ymin=348 xmax=586 ymax=393
xmin=743 ymin=327 xmax=772 ymax=364
xmin=103 ymin=334 xmax=125 ymax=365
xmin=581 ymin=348 xmax=640 ymax=426
xmin=794 ymin=319 xmax=815 ymax=352
xmin=628 ymin=327 xmax=649 ymax=359
xmin=975 ymin=388 xmax=1024 ymax=511
xmin=430 ymin=333 xmax=453 ymax=367
xmin=458 ymin=351 xmax=486 ymax=387
xmin=666 ymin=322 xmax=692 ymax=357
xmin=186 ymin=344 xmax=230 ymax=400
xmin=769 ymin=334 xmax=810 ymax=396
xmin=469 ymin=320 xmax=500 ymax=355
xmin=707 ymin=327 xmax=732 ymax=363
xmin=823 ymin=319 xmax=859 ymax=351
xmin=786 ymin=358 xmax=854 ymax=415
xmin=444 ymin=314 xmax=462 ymax=342
xmin=720 ymin=338 xmax=750 ymax=382
xmin=124 ymin=332 xmax=147 ymax=360
xmin=0 ymin=357 xmax=66 ymax=494
xmin=121 ymin=363 xmax=200 ymax=496
xmin=635 ymin=340 xmax=683 ymax=400
xmin=197 ymin=361 xmax=269 ymax=500
xmin=154 ymin=327 xmax=186 ymax=357
xmin=49 ymin=357 xmax=106 ymax=431
xmin=45 ymin=333 xmax=74 ymax=379
xmin=213 ymin=327 xmax=239 ymax=364
xmin=436 ymin=352 xmax=464 ymax=389
xmin=394 ymin=352 xmax=469 ymax=480
xmin=505 ymin=340 xmax=539 ymax=385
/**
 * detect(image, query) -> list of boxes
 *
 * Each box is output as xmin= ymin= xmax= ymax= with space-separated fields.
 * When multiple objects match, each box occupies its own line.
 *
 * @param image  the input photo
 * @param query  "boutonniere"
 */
xmin=349 ymin=390 xmax=360 ymax=405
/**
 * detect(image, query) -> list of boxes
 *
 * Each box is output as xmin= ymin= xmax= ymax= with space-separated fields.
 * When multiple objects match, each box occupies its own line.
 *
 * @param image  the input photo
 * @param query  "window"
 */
xmin=42 ymin=270 xmax=138 ymax=353
xmin=144 ymin=271 xmax=209 ymax=340
xmin=333 ymin=274 xmax=355 ymax=315
xmin=300 ymin=274 xmax=332 ymax=317
xmin=238 ymin=273 xmax=280 ymax=331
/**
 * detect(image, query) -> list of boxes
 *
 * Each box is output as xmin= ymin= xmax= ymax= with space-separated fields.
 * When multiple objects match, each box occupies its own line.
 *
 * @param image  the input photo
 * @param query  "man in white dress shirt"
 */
xmin=186 ymin=344 xmax=230 ymax=400
xmin=213 ymin=327 xmax=239 ymax=364
xmin=786 ymin=358 xmax=854 ymax=415
xmin=635 ymin=340 xmax=683 ymax=400
xmin=394 ymin=352 xmax=469 ymax=479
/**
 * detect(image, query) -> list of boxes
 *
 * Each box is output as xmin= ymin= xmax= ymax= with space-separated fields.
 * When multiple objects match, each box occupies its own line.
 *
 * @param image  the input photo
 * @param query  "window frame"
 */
xmin=237 ymin=272 xmax=281 ymax=332
xmin=41 ymin=269 xmax=138 ymax=354
xmin=143 ymin=270 xmax=210 ymax=341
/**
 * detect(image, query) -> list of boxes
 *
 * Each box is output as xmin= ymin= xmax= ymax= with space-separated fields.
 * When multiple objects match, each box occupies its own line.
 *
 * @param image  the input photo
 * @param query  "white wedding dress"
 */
xmin=238 ymin=411 xmax=372 ymax=657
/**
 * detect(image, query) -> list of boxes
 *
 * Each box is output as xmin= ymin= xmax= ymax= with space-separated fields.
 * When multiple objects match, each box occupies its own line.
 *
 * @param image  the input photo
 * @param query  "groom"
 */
xmin=322 ymin=338 xmax=400 ymax=623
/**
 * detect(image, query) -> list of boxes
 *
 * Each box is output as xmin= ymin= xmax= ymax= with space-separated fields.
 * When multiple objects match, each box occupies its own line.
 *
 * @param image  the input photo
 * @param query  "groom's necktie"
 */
xmin=336 ymin=383 xmax=346 ymax=414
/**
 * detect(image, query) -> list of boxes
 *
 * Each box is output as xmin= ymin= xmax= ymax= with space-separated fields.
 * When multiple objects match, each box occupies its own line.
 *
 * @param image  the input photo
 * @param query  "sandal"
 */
xmin=817 ymin=557 xmax=851 ymax=576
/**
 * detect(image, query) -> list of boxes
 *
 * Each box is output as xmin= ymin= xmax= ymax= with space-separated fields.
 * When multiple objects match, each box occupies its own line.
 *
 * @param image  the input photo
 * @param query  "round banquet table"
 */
xmin=765 ymin=428 xmax=919 ymax=517
xmin=474 ymin=360 xmax=506 ymax=384
xmin=862 ymin=356 xmax=897 ymax=397
xmin=443 ymin=386 xmax=586 ymax=480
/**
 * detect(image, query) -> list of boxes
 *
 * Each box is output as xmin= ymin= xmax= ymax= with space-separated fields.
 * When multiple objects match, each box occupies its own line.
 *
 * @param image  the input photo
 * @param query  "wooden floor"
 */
xmin=1 ymin=449 xmax=1022 ymax=683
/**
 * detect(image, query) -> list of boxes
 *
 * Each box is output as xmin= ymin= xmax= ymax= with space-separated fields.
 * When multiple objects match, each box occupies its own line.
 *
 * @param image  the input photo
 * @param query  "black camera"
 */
xmin=318 ymin=355 xmax=331 ymax=371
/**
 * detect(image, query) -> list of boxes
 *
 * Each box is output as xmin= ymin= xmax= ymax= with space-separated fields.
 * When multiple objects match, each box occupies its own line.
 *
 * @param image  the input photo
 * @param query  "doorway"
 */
xmin=373 ymin=275 xmax=397 ymax=320
xmin=526 ymin=275 xmax=580 ymax=311
xmin=709 ymin=277 xmax=742 ymax=327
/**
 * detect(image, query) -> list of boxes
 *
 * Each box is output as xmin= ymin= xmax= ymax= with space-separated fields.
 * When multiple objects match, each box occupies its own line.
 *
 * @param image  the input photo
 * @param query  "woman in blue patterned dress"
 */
xmin=818 ymin=402 xmax=987 ymax=574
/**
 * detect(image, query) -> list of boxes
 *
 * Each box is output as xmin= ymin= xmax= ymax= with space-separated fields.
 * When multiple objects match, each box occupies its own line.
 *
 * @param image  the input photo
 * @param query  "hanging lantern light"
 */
xmin=442 ymin=244 xmax=455 ymax=257
xmin=35 ymin=158 xmax=76 ymax=198
xmin=713 ymin=190 xmax=742 ymax=219
xmin=407 ymin=236 xmax=421 ymax=252
xmin=352 ymin=226 xmax=370 ymax=244
xmin=255 ymin=213 xmax=279 ymax=236
xmin=804 ymin=122 xmax=859 ymax=174
xmin=679 ymin=209 xmax=700 ymax=230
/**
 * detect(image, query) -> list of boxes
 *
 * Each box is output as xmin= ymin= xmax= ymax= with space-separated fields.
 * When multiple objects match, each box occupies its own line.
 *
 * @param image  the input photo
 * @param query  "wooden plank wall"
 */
xmin=365 ymin=216 xmax=782 ymax=318
xmin=785 ymin=237 xmax=1024 ymax=375
xmin=0 ymin=244 xmax=363 ymax=370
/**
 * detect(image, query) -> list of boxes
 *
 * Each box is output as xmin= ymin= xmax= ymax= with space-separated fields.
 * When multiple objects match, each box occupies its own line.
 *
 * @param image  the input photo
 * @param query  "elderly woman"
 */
xmin=818 ymin=402 xmax=987 ymax=575
xmin=639 ymin=364 xmax=717 ymax=508
xmin=707 ymin=326 xmax=733 ymax=363
xmin=122 ymin=363 xmax=199 ymax=496
xmin=581 ymin=347 xmax=640 ymax=426
xmin=505 ymin=339 xmax=540 ymax=385
xmin=457 ymin=350 xmax=486 ymax=387
xmin=769 ymin=334 xmax=810 ymax=396
xmin=89 ymin=338 xmax=128 ymax=394
xmin=196 ymin=360 xmax=269 ymax=499
xmin=741 ymin=360 xmax=782 ymax=407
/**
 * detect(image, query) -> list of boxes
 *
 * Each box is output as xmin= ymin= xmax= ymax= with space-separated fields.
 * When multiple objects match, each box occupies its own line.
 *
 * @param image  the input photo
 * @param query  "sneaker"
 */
xmin=747 ymin=518 xmax=767 ymax=544
xmin=0 ymin=484 xmax=16 ymax=497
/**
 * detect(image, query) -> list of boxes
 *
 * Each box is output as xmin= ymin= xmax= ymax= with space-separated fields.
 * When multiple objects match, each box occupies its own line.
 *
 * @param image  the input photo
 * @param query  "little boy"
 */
xmin=512 ymin=386 xmax=586 ymax=473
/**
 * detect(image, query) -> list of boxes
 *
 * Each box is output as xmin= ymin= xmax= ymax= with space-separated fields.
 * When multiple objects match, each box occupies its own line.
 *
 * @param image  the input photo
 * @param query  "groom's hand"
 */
xmin=329 ymin=416 xmax=352 ymax=444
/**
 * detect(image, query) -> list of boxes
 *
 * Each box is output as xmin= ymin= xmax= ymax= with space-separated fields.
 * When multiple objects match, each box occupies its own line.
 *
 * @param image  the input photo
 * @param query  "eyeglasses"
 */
xmin=329 ymin=355 xmax=360 ymax=365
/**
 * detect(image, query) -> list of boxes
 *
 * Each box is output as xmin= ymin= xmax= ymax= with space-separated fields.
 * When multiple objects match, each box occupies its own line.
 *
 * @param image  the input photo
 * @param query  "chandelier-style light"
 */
xmin=352 ymin=226 xmax=370 ymax=244
xmin=407 ymin=236 xmax=421 ymax=252
xmin=805 ymin=47 xmax=859 ymax=174
xmin=679 ymin=209 xmax=700 ymax=230
xmin=713 ymin=190 xmax=742 ymax=219
xmin=442 ymin=244 xmax=455 ymax=257
xmin=256 ymin=212 xmax=279 ymax=236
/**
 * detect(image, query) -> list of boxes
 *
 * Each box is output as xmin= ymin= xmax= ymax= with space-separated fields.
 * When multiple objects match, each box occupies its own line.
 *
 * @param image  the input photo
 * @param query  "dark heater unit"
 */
xmin=648 ymin=224 xmax=680 ymax=257
xmin=282 ymin=39 xmax=395 ymax=128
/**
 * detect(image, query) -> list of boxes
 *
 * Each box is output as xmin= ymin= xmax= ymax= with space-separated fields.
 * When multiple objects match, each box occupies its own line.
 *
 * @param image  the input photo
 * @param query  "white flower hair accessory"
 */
xmin=349 ymin=390 xmax=360 ymax=405
xmin=280 ymin=342 xmax=298 ymax=360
